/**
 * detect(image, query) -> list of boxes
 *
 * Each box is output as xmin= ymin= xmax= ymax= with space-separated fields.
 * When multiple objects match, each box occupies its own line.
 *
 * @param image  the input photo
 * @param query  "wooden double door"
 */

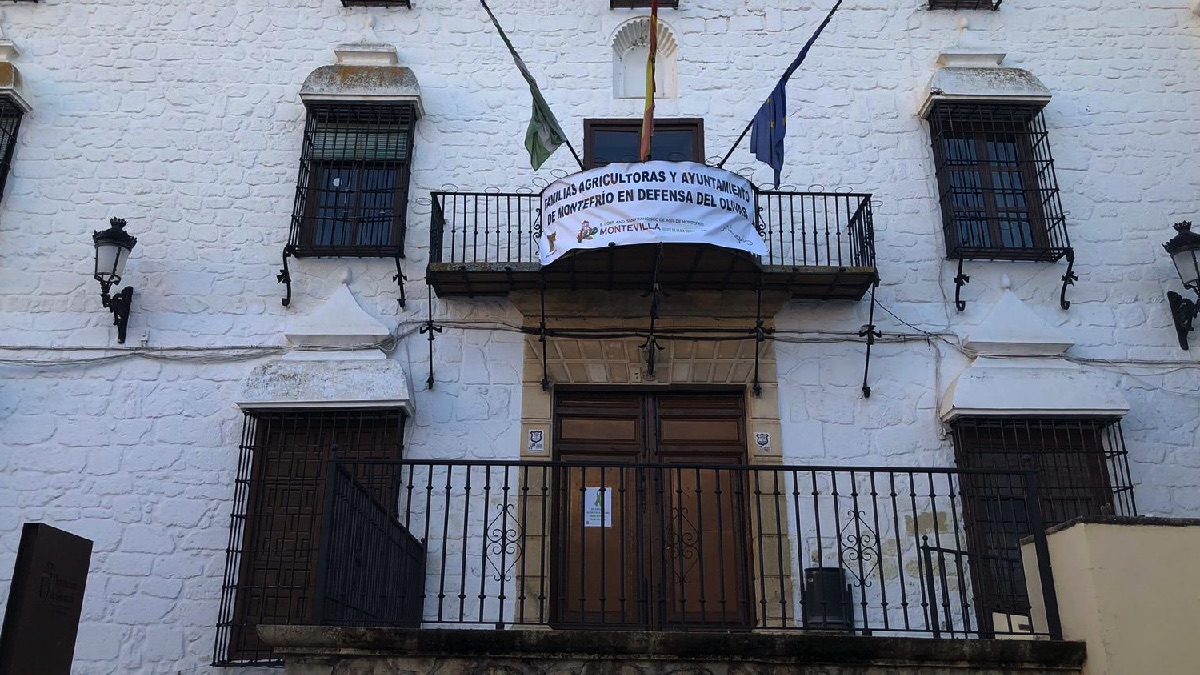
xmin=552 ymin=391 xmax=754 ymax=629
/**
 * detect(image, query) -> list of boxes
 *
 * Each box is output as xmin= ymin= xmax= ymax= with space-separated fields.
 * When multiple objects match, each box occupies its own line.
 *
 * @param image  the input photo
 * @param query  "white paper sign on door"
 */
xmin=583 ymin=487 xmax=612 ymax=527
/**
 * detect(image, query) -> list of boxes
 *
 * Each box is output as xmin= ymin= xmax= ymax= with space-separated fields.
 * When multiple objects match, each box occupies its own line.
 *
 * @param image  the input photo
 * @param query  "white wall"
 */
xmin=1 ymin=0 xmax=1199 ymax=672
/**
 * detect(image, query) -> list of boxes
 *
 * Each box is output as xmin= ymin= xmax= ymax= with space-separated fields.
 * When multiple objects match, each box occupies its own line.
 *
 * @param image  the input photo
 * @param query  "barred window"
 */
xmin=0 ymin=97 xmax=24 ymax=201
xmin=288 ymin=103 xmax=416 ymax=258
xmin=213 ymin=409 xmax=405 ymax=666
xmin=927 ymin=0 xmax=1001 ymax=9
xmin=950 ymin=418 xmax=1135 ymax=631
xmin=928 ymin=103 xmax=1070 ymax=262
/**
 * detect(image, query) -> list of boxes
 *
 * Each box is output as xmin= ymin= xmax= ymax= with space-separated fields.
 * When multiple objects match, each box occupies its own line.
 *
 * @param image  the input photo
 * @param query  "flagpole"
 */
xmin=560 ymin=126 xmax=584 ymax=170
xmin=716 ymin=119 xmax=754 ymax=170
xmin=717 ymin=0 xmax=843 ymax=170
xmin=480 ymin=0 xmax=584 ymax=170
xmin=562 ymin=127 xmax=585 ymax=171
xmin=639 ymin=0 xmax=660 ymax=162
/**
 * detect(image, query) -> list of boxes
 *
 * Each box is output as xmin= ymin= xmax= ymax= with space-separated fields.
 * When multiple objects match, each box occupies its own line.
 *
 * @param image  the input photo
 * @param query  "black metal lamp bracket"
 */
xmin=393 ymin=253 xmax=407 ymax=308
xmin=420 ymin=284 xmax=443 ymax=388
xmin=102 ymin=286 xmax=134 ymax=344
xmin=277 ymin=247 xmax=294 ymax=307
xmin=1059 ymin=249 xmax=1078 ymax=311
xmin=953 ymin=257 xmax=970 ymax=312
xmin=639 ymin=287 xmax=666 ymax=380
xmin=858 ymin=281 xmax=881 ymax=398
xmin=639 ymin=245 xmax=667 ymax=380
xmin=1167 ymin=289 xmax=1198 ymax=351
xmin=750 ymin=278 xmax=772 ymax=397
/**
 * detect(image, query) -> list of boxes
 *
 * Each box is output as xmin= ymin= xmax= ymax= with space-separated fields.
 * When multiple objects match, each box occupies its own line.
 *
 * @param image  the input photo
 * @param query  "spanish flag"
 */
xmin=638 ymin=0 xmax=660 ymax=162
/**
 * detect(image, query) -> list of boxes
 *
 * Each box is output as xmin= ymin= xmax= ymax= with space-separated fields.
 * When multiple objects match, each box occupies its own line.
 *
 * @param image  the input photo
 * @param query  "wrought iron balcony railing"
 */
xmin=216 ymin=456 xmax=1136 ymax=664
xmin=429 ymin=191 xmax=542 ymax=266
xmin=427 ymin=189 xmax=876 ymax=299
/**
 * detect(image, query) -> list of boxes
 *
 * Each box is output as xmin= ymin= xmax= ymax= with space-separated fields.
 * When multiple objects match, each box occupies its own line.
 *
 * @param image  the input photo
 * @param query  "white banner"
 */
xmin=539 ymin=161 xmax=764 ymax=265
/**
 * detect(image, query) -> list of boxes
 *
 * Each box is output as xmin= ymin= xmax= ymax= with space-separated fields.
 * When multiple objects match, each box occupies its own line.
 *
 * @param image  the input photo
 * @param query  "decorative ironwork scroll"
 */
xmin=1059 ymin=248 xmax=1077 ymax=311
xmin=277 ymin=247 xmax=293 ymax=307
xmin=485 ymin=503 xmax=523 ymax=582
xmin=839 ymin=509 xmax=880 ymax=588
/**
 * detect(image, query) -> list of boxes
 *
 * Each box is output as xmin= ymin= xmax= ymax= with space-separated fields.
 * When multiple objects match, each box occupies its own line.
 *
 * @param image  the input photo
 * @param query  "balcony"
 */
xmin=426 ymin=166 xmax=877 ymax=301
xmin=214 ymin=457 xmax=1134 ymax=667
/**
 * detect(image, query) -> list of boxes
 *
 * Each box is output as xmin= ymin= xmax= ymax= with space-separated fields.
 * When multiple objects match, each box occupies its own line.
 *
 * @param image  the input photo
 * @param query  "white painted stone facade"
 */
xmin=0 ymin=1 xmax=1198 ymax=672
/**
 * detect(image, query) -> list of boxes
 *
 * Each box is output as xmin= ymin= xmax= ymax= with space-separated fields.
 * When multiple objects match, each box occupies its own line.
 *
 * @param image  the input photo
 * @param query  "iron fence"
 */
xmin=429 ymin=190 xmax=875 ymax=270
xmin=303 ymin=461 xmax=1088 ymax=639
xmin=215 ymin=424 xmax=1134 ymax=666
xmin=314 ymin=462 xmax=425 ymax=627
xmin=429 ymin=191 xmax=541 ymax=266
xmin=757 ymin=190 xmax=875 ymax=269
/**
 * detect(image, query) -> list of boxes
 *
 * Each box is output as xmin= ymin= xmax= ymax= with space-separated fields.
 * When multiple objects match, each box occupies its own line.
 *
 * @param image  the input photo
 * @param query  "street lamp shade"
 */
xmin=1164 ymin=220 xmax=1200 ymax=291
xmin=92 ymin=217 xmax=137 ymax=290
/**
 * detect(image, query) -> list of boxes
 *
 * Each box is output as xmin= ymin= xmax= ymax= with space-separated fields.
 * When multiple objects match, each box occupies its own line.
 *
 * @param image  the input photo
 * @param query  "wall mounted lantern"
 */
xmin=1163 ymin=220 xmax=1200 ymax=350
xmin=92 ymin=217 xmax=137 ymax=343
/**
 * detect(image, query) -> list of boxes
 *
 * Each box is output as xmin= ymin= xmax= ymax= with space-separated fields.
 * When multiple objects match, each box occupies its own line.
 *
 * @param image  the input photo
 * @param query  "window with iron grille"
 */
xmin=927 ymin=103 xmax=1070 ymax=262
xmin=213 ymin=409 xmax=405 ymax=666
xmin=949 ymin=418 xmax=1135 ymax=631
xmin=927 ymin=0 xmax=1002 ymax=9
xmin=0 ymin=97 xmax=23 ymax=201
xmin=288 ymin=102 xmax=416 ymax=258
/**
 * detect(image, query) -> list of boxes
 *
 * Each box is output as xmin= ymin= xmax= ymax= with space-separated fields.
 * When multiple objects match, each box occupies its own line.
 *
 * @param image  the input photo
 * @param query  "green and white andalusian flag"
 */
xmin=481 ymin=0 xmax=567 ymax=170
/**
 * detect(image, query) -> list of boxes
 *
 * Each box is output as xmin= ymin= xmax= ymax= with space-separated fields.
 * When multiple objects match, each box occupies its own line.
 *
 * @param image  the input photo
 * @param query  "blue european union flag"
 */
xmin=750 ymin=80 xmax=786 ymax=189
xmin=746 ymin=0 xmax=842 ymax=189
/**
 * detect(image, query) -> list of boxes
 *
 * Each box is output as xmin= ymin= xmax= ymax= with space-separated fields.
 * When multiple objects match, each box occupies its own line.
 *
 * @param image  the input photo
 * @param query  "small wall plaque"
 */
xmin=528 ymin=428 xmax=546 ymax=454
xmin=754 ymin=431 xmax=772 ymax=452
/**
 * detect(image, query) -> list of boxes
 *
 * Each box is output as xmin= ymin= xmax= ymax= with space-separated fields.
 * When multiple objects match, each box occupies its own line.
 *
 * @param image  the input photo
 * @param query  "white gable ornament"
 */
xmin=940 ymin=290 xmax=1128 ymax=421
xmin=238 ymin=282 xmax=413 ymax=415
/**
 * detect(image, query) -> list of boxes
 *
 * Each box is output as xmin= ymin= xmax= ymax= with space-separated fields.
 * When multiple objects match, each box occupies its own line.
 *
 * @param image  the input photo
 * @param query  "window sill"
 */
xmin=948 ymin=247 xmax=1070 ymax=264
xmin=927 ymin=0 xmax=1001 ymax=9
xmin=341 ymin=0 xmax=411 ymax=7
xmin=611 ymin=1 xmax=679 ymax=8
xmin=289 ymin=245 xmax=403 ymax=259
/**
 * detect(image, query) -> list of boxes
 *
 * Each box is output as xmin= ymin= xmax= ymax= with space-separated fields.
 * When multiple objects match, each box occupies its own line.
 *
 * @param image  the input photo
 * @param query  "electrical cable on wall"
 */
xmin=8 ymin=299 xmax=1200 ymax=399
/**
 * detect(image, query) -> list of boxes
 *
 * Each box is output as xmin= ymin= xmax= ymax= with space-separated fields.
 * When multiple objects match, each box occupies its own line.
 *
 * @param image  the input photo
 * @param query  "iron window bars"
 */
xmin=0 ymin=96 xmax=23 ymax=201
xmin=928 ymin=102 xmax=1069 ymax=263
xmin=213 ymin=409 xmax=406 ymax=667
xmin=950 ymin=417 xmax=1136 ymax=522
xmin=287 ymin=102 xmax=416 ymax=259
xmin=949 ymin=417 xmax=1135 ymax=634
xmin=928 ymin=0 xmax=1002 ymax=9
